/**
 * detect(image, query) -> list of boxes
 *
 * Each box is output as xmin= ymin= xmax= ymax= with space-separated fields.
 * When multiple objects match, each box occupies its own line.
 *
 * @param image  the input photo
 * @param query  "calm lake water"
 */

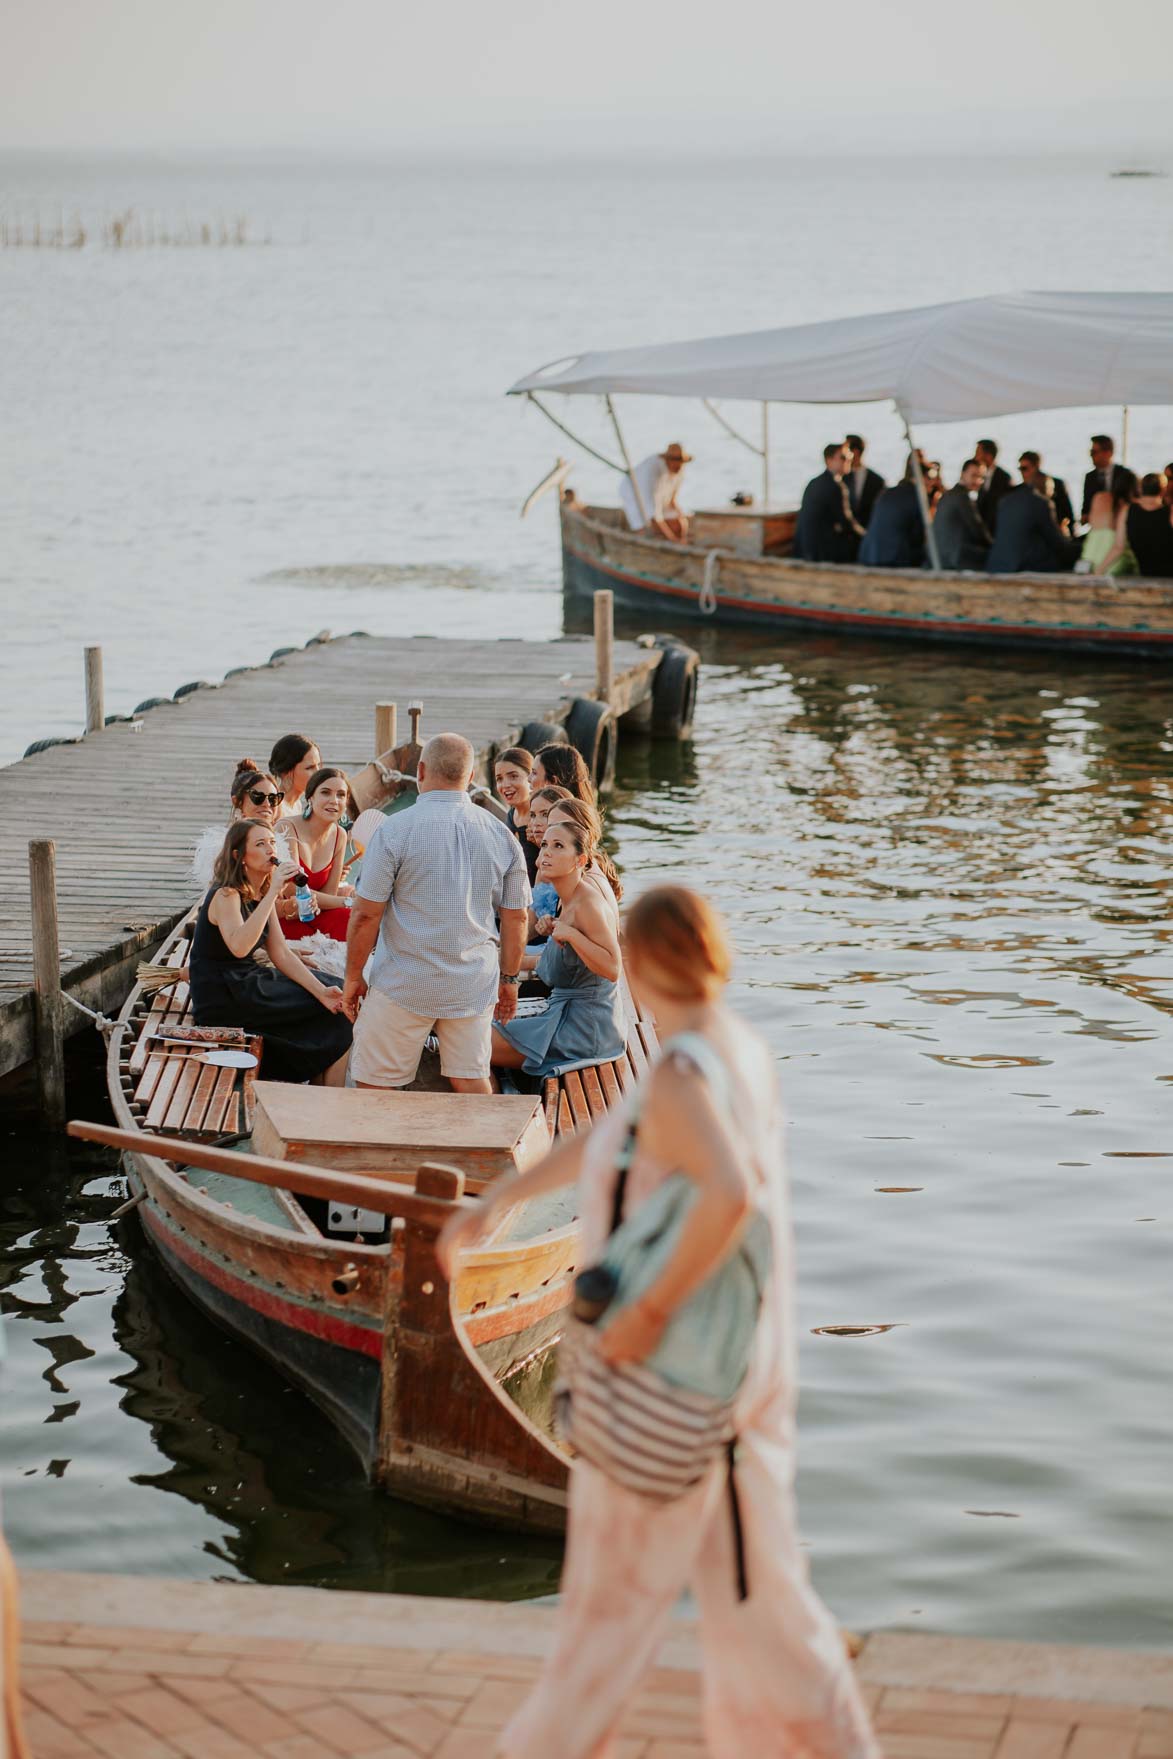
xmin=2 ymin=151 xmax=1172 ymax=1644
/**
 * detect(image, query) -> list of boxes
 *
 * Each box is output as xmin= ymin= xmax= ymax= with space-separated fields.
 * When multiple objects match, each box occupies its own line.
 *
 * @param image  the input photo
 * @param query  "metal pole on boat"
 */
xmin=29 ymin=838 xmax=66 ymax=1126
xmin=84 ymin=646 xmax=104 ymax=734
xmin=761 ymin=403 xmax=770 ymax=507
xmin=897 ymin=403 xmax=942 ymax=572
xmin=375 ymin=702 xmax=397 ymax=758
xmin=1121 ymin=406 xmax=1130 ymax=468
xmin=605 ymin=395 xmax=650 ymax=527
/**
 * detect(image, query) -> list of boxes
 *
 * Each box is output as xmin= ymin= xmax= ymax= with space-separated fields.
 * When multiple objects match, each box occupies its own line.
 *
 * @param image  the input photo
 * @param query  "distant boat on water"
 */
xmin=1110 ymin=168 xmax=1165 ymax=179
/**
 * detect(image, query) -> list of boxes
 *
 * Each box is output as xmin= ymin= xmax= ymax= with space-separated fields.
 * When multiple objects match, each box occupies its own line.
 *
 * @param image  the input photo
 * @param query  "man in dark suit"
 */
xmin=793 ymin=442 xmax=862 ymax=563
xmin=987 ymin=482 xmax=1078 ymax=573
xmin=934 ymin=459 xmax=993 ymax=570
xmin=858 ymin=464 xmax=925 ymax=568
xmin=1081 ymin=435 xmax=1137 ymax=523
xmin=1019 ymin=451 xmax=1074 ymax=532
xmin=975 ymin=439 xmax=1011 ymax=529
xmin=844 ymin=434 xmax=886 ymax=529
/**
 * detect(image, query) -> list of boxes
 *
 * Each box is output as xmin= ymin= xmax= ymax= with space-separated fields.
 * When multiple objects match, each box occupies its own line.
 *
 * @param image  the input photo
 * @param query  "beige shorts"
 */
xmin=350 ymin=987 xmax=493 ymax=1086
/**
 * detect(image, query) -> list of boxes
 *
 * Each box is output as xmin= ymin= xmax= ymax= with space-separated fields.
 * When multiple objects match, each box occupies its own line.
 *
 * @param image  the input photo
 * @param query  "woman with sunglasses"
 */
xmin=190 ymin=758 xmax=297 ymax=891
xmin=282 ymin=767 xmax=356 ymax=944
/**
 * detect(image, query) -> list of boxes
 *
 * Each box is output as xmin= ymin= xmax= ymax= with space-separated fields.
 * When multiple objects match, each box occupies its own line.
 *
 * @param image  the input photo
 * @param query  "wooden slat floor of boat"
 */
xmin=1 ymin=631 xmax=662 ymax=1079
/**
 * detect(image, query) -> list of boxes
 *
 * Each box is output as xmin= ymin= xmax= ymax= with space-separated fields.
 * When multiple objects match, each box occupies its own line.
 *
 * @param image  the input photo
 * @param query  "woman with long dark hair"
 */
xmin=533 ymin=743 xmax=594 ymax=804
xmin=189 ymin=820 xmax=352 ymax=1085
xmin=283 ymin=766 xmax=356 ymax=943
xmin=270 ymin=732 xmax=322 ymax=820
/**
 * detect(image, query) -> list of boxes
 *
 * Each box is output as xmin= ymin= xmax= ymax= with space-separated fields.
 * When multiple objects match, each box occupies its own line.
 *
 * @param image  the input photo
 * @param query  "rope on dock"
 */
xmin=62 ymin=991 xmax=116 ymax=1035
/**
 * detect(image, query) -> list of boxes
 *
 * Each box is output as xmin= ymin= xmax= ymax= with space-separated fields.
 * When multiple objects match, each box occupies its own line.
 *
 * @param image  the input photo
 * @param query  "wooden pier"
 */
xmin=0 ymin=623 xmax=683 ymax=1087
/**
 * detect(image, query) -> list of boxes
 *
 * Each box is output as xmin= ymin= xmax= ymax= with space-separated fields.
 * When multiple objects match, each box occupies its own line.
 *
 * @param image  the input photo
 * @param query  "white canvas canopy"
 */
xmin=509 ymin=291 xmax=1173 ymax=424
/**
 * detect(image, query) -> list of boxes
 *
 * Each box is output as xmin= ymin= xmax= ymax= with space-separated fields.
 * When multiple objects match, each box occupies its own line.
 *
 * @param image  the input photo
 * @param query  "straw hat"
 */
xmin=660 ymin=442 xmax=694 ymax=464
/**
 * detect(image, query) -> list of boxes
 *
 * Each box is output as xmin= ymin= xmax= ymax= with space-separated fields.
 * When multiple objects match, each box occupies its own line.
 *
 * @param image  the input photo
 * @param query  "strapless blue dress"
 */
xmin=497 ymin=934 xmax=626 ymax=1077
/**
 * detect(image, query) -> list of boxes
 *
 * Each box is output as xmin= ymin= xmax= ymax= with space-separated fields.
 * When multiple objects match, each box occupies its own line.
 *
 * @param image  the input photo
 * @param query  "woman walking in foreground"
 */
xmin=438 ymin=887 xmax=878 ymax=1759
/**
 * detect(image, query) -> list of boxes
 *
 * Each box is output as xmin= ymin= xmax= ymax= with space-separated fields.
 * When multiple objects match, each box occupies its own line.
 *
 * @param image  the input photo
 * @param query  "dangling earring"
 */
xmin=302 ymin=799 xmax=313 ymax=819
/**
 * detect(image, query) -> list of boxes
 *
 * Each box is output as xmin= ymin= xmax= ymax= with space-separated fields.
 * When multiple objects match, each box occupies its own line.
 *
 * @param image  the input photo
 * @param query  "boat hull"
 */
xmin=562 ymin=503 xmax=1173 ymax=656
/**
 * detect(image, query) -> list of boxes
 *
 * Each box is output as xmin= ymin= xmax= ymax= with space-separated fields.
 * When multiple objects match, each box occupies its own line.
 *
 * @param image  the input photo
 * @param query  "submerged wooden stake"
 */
xmin=375 ymin=701 xmax=397 ymax=759
xmin=29 ymin=838 xmax=66 ymax=1125
xmin=409 ymin=701 xmax=423 ymax=745
xmin=84 ymin=646 xmax=104 ymax=734
xmin=594 ymin=590 xmax=614 ymax=704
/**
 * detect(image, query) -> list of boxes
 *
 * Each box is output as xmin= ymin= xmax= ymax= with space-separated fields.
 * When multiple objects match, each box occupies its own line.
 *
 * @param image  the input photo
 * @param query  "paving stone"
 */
xmin=1013 ymin=1699 xmax=1141 ymax=1729
xmin=205 ymin=1687 xmax=302 ymax=1744
xmin=120 ymin=1685 xmax=212 ymax=1737
xmin=882 ymin=1688 xmax=1015 ymax=1717
xmin=292 ymin=1701 xmax=395 ymax=1752
xmin=457 ymin=1676 xmax=533 ymax=1727
xmin=1066 ymin=1729 xmax=1141 ymax=1759
xmin=247 ymin=1679 xmax=335 ymax=1713
xmin=83 ymin=1715 xmax=184 ymax=1758
xmin=994 ymin=1722 xmax=1073 ymax=1759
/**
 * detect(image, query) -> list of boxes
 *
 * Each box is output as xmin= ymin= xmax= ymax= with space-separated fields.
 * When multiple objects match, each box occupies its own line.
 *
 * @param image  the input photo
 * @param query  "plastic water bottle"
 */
xmin=294 ymin=875 xmax=315 ymax=924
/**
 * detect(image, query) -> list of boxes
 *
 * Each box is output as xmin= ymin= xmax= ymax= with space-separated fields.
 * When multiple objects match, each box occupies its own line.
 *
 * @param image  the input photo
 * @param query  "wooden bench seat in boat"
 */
xmin=541 ymin=997 xmax=661 ymax=1140
xmin=250 ymin=1085 xmax=550 ymax=1193
xmin=124 ymin=928 xmax=262 ymax=1142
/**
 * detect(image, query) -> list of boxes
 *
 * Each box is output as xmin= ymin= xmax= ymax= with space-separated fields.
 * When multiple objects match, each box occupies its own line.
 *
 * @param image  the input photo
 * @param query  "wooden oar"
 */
xmin=67 ymin=1120 xmax=474 ymax=1227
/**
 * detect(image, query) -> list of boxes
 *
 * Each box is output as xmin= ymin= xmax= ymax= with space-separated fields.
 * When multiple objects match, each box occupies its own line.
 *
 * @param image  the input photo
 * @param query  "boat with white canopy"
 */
xmin=510 ymin=292 xmax=1173 ymax=656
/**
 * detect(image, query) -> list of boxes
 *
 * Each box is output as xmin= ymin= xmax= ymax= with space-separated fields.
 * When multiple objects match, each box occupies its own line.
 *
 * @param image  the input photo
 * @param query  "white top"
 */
xmin=511 ymin=291 xmax=1173 ymax=424
xmin=357 ymin=791 xmax=531 ymax=1019
xmin=618 ymin=453 xmax=680 ymax=531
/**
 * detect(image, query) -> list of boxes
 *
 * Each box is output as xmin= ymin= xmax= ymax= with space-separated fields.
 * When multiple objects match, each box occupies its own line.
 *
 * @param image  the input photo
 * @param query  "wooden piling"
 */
xmin=409 ymin=702 xmax=423 ymax=745
xmin=594 ymin=590 xmax=614 ymax=705
xmin=84 ymin=646 xmax=105 ymax=734
xmin=374 ymin=702 xmax=397 ymax=758
xmin=29 ymin=839 xmax=66 ymax=1124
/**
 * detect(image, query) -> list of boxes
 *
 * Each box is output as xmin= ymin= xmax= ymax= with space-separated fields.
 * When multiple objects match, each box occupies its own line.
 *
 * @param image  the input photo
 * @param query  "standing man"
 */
xmin=844 ymin=434 xmax=886 ymax=529
xmin=1081 ymin=435 xmax=1137 ymax=524
xmin=619 ymin=442 xmax=692 ymax=541
xmin=1019 ymin=450 xmax=1075 ymax=533
xmin=793 ymin=441 xmax=863 ymax=563
xmin=342 ymin=733 xmax=530 ymax=1094
xmin=934 ymin=458 xmax=993 ymax=570
xmin=974 ymin=438 xmax=1011 ymax=530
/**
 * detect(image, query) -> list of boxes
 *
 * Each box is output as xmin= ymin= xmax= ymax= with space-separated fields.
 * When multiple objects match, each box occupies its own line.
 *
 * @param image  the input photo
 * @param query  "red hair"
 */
xmin=623 ymin=886 xmax=731 ymax=1000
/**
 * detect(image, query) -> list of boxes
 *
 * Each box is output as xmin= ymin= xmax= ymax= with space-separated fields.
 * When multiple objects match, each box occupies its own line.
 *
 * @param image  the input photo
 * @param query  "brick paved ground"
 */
xmin=14 ymin=1574 xmax=1173 ymax=1758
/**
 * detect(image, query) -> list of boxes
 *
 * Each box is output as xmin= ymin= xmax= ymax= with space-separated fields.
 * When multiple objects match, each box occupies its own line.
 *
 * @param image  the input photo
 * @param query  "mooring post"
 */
xmin=594 ymin=590 xmax=614 ymax=704
xmin=375 ymin=701 xmax=397 ymax=757
xmin=84 ymin=646 xmax=104 ymax=734
xmin=408 ymin=701 xmax=423 ymax=745
xmin=29 ymin=838 xmax=66 ymax=1125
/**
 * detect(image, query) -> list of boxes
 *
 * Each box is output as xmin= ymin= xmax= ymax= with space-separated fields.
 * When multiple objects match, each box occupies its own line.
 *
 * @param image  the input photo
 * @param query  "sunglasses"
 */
xmin=248 ymin=789 xmax=284 ymax=807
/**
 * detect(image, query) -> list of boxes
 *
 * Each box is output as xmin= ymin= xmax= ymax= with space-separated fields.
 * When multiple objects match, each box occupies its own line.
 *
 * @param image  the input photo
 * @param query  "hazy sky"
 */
xmin=4 ymin=0 xmax=1172 ymax=155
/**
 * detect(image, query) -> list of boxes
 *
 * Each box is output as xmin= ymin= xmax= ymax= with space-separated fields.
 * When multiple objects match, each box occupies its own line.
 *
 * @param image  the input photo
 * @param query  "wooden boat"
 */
xmin=560 ymin=500 xmax=1173 ymax=656
xmin=97 ymin=910 xmax=659 ymax=1533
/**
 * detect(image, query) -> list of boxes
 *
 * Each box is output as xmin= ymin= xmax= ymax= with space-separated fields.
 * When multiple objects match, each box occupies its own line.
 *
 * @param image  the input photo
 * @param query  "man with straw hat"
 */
xmin=619 ymin=441 xmax=693 ymax=542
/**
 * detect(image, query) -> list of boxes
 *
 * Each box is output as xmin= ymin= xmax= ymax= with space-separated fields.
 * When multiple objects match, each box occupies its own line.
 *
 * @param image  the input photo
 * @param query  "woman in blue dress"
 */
xmin=492 ymin=817 xmax=625 ymax=1079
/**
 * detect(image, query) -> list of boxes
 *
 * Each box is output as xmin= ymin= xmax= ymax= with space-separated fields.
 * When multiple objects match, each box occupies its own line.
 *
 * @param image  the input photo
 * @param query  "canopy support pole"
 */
xmin=1122 ymin=405 xmax=1130 ymax=468
xmin=897 ymin=403 xmax=942 ymax=572
xmin=524 ymin=392 xmax=624 ymax=472
xmin=761 ymin=403 xmax=770 ymax=507
xmin=605 ymin=395 xmax=649 ymax=527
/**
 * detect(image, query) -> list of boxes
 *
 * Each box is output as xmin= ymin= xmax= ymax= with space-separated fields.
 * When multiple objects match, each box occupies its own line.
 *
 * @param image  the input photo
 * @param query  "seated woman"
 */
xmin=1079 ymin=489 xmax=1137 ymax=576
xmin=190 ymin=821 xmax=352 ymax=1085
xmin=492 ymin=817 xmax=625 ymax=1080
xmin=546 ymin=796 xmax=623 ymax=907
xmin=270 ymin=732 xmax=322 ymax=821
xmin=1101 ymin=475 xmax=1173 ymax=580
xmin=526 ymin=783 xmax=571 ymax=939
xmin=190 ymin=758 xmax=295 ymax=890
xmin=282 ymin=767 xmax=356 ymax=943
xmin=495 ymin=746 xmax=538 ymax=884
xmin=533 ymin=743 xmax=595 ymax=804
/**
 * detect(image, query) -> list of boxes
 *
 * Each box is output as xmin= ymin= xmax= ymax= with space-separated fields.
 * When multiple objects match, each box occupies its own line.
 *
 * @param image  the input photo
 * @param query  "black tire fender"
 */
xmin=650 ymin=644 xmax=699 ymax=739
xmin=518 ymin=720 xmax=568 ymax=755
xmin=173 ymin=680 xmax=213 ymax=700
xmin=23 ymin=736 xmax=80 ymax=758
xmin=134 ymin=696 xmax=172 ymax=715
xmin=564 ymin=697 xmax=617 ymax=793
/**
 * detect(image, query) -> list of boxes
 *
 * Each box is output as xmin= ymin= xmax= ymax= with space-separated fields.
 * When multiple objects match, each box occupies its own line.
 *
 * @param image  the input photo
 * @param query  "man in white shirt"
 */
xmin=618 ymin=442 xmax=693 ymax=540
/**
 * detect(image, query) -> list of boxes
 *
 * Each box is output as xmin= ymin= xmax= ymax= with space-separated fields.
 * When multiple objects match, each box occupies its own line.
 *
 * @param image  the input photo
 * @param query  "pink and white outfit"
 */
xmin=501 ymin=1024 xmax=880 ymax=1759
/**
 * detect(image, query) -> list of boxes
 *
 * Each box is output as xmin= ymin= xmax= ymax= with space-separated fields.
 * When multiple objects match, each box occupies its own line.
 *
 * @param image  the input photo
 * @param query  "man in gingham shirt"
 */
xmin=342 ymin=733 xmax=530 ymax=1092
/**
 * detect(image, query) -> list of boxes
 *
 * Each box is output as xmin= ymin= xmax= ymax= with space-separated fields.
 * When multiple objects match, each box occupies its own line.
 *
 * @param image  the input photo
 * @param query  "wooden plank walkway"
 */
xmin=15 ymin=1572 xmax=1173 ymax=1758
xmin=0 ymin=632 xmax=660 ymax=1080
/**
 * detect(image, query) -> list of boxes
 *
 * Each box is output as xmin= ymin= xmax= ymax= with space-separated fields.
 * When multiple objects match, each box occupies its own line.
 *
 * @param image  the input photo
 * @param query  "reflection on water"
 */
xmin=4 ymin=620 xmax=1173 ymax=1645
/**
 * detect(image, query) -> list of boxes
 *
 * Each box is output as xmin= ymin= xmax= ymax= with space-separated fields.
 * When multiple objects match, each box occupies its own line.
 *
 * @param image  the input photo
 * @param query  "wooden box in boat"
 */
xmin=562 ymin=501 xmax=1173 ymax=657
xmin=690 ymin=507 xmax=797 ymax=557
xmin=251 ymin=1085 xmax=549 ymax=1192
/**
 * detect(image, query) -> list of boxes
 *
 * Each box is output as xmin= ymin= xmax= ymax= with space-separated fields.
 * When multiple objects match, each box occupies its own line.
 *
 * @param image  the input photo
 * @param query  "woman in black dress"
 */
xmin=190 ymin=820 xmax=352 ymax=1085
xmin=1103 ymin=474 xmax=1173 ymax=579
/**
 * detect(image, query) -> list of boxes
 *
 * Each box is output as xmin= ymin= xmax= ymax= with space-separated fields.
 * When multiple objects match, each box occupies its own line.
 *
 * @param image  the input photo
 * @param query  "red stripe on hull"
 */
xmin=569 ymin=543 xmax=1173 ymax=646
xmin=140 ymin=1198 xmax=383 ymax=1360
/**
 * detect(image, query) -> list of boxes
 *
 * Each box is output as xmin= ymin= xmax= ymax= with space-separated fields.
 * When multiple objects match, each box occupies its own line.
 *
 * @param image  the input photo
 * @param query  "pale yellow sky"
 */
xmin=3 ymin=0 xmax=1171 ymax=154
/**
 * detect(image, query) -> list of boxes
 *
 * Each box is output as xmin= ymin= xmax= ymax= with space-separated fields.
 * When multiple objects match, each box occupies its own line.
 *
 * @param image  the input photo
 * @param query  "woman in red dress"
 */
xmin=281 ymin=767 xmax=356 ymax=944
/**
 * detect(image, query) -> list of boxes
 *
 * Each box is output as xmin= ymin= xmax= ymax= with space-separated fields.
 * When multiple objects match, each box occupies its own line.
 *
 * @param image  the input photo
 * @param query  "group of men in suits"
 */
xmin=793 ymin=433 xmax=1139 ymax=574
